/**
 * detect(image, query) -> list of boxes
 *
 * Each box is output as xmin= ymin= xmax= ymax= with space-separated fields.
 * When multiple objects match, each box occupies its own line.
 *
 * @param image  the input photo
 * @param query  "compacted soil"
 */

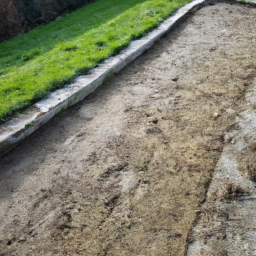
xmin=1 ymin=3 xmax=256 ymax=255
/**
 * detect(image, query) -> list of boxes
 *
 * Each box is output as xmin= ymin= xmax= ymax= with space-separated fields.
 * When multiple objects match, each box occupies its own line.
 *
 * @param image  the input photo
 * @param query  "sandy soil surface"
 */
xmin=1 ymin=2 xmax=256 ymax=255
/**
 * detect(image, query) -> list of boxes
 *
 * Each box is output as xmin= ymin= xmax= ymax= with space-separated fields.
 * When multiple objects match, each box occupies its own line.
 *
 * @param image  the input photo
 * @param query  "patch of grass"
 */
xmin=22 ymin=48 xmax=41 ymax=61
xmin=0 ymin=0 xmax=192 ymax=124
xmin=60 ymin=43 xmax=79 ymax=52
xmin=236 ymin=0 xmax=253 ymax=4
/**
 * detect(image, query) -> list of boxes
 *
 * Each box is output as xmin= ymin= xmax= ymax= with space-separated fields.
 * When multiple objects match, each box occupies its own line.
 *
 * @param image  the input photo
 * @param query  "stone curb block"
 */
xmin=0 ymin=0 xmax=206 ymax=158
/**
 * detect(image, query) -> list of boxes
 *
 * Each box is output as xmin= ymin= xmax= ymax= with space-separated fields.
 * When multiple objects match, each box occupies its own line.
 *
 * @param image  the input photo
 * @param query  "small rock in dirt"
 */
xmin=226 ymin=108 xmax=235 ymax=114
xmin=224 ymin=133 xmax=233 ymax=143
xmin=18 ymin=237 xmax=26 ymax=242
xmin=213 ymin=112 xmax=219 ymax=118
xmin=147 ymin=117 xmax=158 ymax=124
xmin=215 ymin=232 xmax=226 ymax=240
xmin=65 ymin=204 xmax=75 ymax=210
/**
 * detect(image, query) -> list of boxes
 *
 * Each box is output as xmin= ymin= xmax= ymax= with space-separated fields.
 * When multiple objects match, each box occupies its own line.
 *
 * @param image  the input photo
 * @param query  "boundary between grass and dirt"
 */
xmin=0 ymin=0 xmax=193 ymax=124
xmin=0 ymin=0 xmax=207 ymax=158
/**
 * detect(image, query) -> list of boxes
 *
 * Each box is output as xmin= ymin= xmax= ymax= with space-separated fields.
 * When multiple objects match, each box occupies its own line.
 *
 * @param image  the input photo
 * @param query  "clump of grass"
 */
xmin=22 ymin=48 xmax=41 ymax=61
xmin=60 ymin=43 xmax=79 ymax=52
xmin=95 ymin=41 xmax=108 ymax=51
xmin=0 ymin=0 xmax=192 ymax=124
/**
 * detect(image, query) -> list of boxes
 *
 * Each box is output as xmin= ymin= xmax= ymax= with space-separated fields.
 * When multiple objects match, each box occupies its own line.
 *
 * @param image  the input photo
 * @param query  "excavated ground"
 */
xmin=1 ymin=3 xmax=256 ymax=255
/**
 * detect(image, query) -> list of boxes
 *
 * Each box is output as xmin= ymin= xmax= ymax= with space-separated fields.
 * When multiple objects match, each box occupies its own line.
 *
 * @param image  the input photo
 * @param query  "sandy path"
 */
xmin=1 ymin=3 xmax=256 ymax=255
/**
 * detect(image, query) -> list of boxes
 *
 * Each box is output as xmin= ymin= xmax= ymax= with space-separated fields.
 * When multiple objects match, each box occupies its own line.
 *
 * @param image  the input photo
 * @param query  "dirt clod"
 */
xmin=237 ymin=143 xmax=256 ymax=181
xmin=217 ymin=183 xmax=248 ymax=201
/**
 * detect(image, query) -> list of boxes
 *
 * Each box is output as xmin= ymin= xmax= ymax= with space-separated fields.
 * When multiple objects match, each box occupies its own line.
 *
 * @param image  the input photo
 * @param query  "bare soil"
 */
xmin=1 ymin=3 xmax=256 ymax=255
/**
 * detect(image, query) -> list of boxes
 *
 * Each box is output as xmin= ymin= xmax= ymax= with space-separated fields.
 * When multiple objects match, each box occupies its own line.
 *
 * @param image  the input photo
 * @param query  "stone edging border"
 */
xmin=0 ymin=0 xmax=213 ymax=157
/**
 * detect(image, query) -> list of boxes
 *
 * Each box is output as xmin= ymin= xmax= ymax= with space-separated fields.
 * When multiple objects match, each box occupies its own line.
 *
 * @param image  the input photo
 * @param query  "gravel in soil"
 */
xmin=1 ymin=3 xmax=256 ymax=255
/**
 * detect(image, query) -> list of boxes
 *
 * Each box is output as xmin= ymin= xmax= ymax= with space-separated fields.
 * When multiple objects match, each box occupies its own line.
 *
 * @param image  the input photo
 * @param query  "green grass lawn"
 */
xmin=0 ymin=0 xmax=191 ymax=124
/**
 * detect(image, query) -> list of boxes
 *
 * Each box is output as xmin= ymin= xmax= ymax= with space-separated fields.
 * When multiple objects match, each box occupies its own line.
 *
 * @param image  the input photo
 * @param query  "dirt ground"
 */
xmin=1 ymin=2 xmax=256 ymax=255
